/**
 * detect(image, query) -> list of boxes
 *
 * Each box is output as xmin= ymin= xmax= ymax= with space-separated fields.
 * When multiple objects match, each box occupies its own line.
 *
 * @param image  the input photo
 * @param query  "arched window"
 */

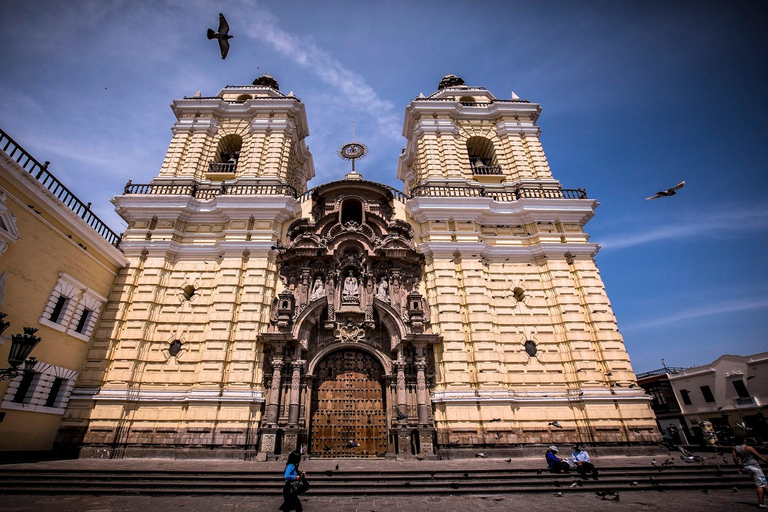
xmin=341 ymin=198 xmax=363 ymax=226
xmin=466 ymin=136 xmax=501 ymax=175
xmin=236 ymin=94 xmax=252 ymax=101
xmin=210 ymin=134 xmax=243 ymax=174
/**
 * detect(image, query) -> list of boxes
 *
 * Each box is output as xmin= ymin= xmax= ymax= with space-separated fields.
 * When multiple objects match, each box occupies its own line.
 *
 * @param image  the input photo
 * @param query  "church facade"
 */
xmin=57 ymin=74 xmax=660 ymax=459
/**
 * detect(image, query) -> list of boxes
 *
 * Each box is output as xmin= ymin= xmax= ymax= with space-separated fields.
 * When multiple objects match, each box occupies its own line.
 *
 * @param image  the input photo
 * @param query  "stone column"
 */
xmin=415 ymin=359 xmax=429 ymax=426
xmin=264 ymin=359 xmax=284 ymax=426
xmin=288 ymin=360 xmax=305 ymax=427
xmin=394 ymin=361 xmax=408 ymax=423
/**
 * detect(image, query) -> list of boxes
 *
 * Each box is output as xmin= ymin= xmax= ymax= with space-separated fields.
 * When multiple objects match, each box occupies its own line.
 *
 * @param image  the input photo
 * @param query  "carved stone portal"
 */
xmin=259 ymin=180 xmax=440 ymax=458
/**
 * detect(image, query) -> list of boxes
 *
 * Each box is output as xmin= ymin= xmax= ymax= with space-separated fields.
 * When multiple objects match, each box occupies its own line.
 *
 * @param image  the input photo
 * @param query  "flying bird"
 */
xmin=548 ymin=421 xmax=563 ymax=428
xmin=646 ymin=181 xmax=685 ymax=200
xmin=207 ymin=13 xmax=233 ymax=59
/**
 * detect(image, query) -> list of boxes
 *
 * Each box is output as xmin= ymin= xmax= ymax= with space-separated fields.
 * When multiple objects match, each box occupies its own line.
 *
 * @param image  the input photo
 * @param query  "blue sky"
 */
xmin=1 ymin=0 xmax=766 ymax=373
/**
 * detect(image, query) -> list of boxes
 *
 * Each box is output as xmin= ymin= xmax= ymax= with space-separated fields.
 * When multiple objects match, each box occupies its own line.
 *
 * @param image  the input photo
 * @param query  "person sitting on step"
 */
xmin=572 ymin=444 xmax=599 ymax=480
xmin=546 ymin=446 xmax=570 ymax=473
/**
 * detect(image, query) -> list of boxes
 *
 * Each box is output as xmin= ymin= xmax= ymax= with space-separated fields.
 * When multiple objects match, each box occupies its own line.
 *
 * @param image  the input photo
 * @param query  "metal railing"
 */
xmin=636 ymin=367 xmax=687 ymax=379
xmin=123 ymin=181 xmax=298 ymax=199
xmin=471 ymin=165 xmax=503 ymax=175
xmin=0 ymin=127 xmax=121 ymax=247
xmin=208 ymin=162 xmax=237 ymax=173
xmin=409 ymin=184 xmax=587 ymax=201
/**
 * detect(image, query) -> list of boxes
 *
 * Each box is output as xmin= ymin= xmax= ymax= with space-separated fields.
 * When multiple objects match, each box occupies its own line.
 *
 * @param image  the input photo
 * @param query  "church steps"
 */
xmin=0 ymin=465 xmax=752 ymax=495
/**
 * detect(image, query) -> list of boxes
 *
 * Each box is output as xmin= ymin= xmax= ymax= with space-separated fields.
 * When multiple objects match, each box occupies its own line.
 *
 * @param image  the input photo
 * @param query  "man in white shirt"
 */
xmin=572 ymin=444 xmax=599 ymax=480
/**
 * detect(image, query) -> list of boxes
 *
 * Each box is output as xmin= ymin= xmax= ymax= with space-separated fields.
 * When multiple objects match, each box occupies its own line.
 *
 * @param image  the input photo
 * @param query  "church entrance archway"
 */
xmin=309 ymin=348 xmax=387 ymax=458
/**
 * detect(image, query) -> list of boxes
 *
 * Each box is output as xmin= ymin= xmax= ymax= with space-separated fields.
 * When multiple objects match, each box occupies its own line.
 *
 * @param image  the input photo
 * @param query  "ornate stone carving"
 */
xmin=334 ymin=320 xmax=366 ymax=344
xmin=342 ymin=271 xmax=360 ymax=304
xmin=310 ymin=277 xmax=325 ymax=301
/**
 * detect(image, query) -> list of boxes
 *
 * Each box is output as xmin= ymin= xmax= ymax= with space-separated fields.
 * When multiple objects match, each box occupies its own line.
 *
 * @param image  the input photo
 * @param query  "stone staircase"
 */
xmin=0 ymin=464 xmax=753 ymax=495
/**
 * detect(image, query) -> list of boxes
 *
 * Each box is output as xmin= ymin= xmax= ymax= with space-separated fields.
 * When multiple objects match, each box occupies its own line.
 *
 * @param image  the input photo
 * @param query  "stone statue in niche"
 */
xmin=342 ymin=271 xmax=359 ymax=303
xmin=310 ymin=277 xmax=325 ymax=301
xmin=376 ymin=276 xmax=389 ymax=300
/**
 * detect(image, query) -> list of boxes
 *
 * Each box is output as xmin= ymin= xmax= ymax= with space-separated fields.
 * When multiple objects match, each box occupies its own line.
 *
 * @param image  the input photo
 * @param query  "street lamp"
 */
xmin=0 ymin=326 xmax=41 ymax=381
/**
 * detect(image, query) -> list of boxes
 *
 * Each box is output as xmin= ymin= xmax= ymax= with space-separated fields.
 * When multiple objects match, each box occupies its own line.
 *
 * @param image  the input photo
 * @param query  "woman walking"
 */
xmin=279 ymin=450 xmax=306 ymax=512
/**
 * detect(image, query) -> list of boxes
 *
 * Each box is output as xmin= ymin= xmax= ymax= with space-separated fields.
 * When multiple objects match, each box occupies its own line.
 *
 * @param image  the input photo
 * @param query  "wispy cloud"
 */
xmin=622 ymin=297 xmax=768 ymax=331
xmin=598 ymin=205 xmax=768 ymax=250
xmin=239 ymin=1 xmax=400 ymax=140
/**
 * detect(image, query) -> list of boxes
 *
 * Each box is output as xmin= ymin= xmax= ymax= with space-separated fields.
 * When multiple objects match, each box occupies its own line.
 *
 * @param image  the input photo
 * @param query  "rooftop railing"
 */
xmin=0 ymin=127 xmax=121 ymax=247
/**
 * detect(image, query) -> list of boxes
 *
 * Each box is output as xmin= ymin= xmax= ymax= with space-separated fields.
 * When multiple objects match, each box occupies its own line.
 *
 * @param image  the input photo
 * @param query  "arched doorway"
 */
xmin=310 ymin=348 xmax=387 ymax=458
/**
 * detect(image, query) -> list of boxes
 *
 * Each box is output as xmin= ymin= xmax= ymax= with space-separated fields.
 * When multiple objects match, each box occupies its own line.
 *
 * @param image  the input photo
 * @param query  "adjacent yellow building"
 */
xmin=47 ymin=74 xmax=658 ymax=460
xmin=0 ymin=129 xmax=127 ymax=455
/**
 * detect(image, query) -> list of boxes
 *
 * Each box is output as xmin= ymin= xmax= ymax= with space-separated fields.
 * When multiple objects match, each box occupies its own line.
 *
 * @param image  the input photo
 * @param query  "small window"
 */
xmin=700 ymin=385 xmax=715 ymax=403
xmin=13 ymin=372 xmax=35 ymax=403
xmin=680 ymin=390 xmax=692 ymax=405
xmin=49 ymin=296 xmax=69 ymax=323
xmin=74 ymin=308 xmax=92 ymax=334
xmin=341 ymin=199 xmax=363 ymax=226
xmin=182 ymin=285 xmax=196 ymax=301
xmin=732 ymin=380 xmax=751 ymax=399
xmin=45 ymin=378 xmax=65 ymax=407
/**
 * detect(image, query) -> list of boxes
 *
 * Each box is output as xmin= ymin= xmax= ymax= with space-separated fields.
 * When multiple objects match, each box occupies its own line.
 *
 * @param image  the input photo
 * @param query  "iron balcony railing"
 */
xmin=409 ymin=184 xmax=587 ymax=200
xmin=208 ymin=162 xmax=237 ymax=173
xmin=123 ymin=181 xmax=298 ymax=199
xmin=471 ymin=165 xmax=503 ymax=175
xmin=0 ymin=127 xmax=121 ymax=247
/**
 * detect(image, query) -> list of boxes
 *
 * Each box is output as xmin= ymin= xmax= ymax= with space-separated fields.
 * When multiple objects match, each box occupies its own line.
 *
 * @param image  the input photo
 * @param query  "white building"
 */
xmin=668 ymin=352 xmax=768 ymax=445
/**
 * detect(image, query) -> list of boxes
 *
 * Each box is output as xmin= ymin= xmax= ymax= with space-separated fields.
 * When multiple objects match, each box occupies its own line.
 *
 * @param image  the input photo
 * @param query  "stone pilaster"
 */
xmin=288 ymin=359 xmax=304 ymax=427
xmin=264 ymin=359 xmax=284 ymax=426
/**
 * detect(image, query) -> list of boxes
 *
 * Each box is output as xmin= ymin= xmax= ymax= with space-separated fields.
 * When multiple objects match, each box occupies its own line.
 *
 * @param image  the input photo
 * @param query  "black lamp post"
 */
xmin=1 ymin=326 xmax=41 ymax=381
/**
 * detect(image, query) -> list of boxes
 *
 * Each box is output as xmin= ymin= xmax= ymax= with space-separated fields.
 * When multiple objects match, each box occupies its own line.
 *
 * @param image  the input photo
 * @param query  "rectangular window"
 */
xmin=700 ymin=385 xmax=715 ymax=403
xmin=680 ymin=390 xmax=692 ymax=405
xmin=74 ymin=308 xmax=91 ymax=334
xmin=49 ymin=295 xmax=68 ymax=323
xmin=45 ymin=378 xmax=64 ymax=407
xmin=12 ymin=372 xmax=35 ymax=403
xmin=732 ymin=380 xmax=751 ymax=399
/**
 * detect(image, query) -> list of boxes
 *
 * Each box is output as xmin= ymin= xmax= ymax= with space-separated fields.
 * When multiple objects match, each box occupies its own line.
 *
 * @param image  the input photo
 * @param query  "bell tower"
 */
xmin=157 ymin=74 xmax=314 ymax=193
xmin=399 ymin=75 xmax=660 ymax=449
xmin=58 ymin=76 xmax=315 ymax=459
xmin=397 ymin=74 xmax=555 ymax=194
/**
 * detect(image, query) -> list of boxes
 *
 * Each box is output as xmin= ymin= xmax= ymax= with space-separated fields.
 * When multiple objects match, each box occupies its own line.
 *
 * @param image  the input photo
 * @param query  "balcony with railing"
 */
xmin=123 ymin=180 xmax=298 ymax=200
xmin=734 ymin=396 xmax=758 ymax=407
xmin=208 ymin=162 xmax=237 ymax=174
xmin=410 ymin=184 xmax=587 ymax=201
xmin=471 ymin=165 xmax=503 ymax=175
xmin=0 ymin=127 xmax=121 ymax=247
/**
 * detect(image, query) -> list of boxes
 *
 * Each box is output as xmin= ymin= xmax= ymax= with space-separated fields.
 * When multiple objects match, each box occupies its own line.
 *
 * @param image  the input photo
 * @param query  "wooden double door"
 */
xmin=310 ymin=349 xmax=388 ymax=458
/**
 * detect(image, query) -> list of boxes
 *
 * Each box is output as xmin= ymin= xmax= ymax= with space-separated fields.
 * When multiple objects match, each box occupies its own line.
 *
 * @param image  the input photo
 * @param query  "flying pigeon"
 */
xmin=207 ymin=13 xmax=233 ymax=59
xmin=646 ymin=181 xmax=685 ymax=200
xmin=548 ymin=421 xmax=563 ymax=428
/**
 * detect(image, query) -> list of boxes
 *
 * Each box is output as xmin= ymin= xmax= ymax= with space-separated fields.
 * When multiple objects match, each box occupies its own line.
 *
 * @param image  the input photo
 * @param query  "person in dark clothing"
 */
xmin=279 ymin=450 xmax=305 ymax=512
xmin=546 ymin=446 xmax=570 ymax=473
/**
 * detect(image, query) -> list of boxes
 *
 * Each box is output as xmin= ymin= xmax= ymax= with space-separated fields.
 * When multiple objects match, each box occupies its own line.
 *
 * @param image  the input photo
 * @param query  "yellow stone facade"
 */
xmin=0 ymin=130 xmax=127 ymax=454
xmin=57 ymin=74 xmax=659 ymax=460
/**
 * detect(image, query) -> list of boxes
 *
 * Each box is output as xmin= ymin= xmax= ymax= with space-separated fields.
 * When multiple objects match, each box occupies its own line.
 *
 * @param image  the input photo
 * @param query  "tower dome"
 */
xmin=252 ymin=74 xmax=280 ymax=91
xmin=437 ymin=74 xmax=465 ymax=90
